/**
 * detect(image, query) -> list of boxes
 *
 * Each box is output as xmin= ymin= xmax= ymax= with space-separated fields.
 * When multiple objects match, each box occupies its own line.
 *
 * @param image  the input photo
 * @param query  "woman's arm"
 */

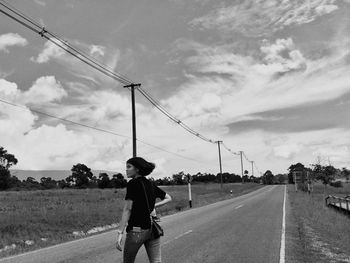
xmin=116 ymin=200 xmax=133 ymax=251
xmin=117 ymin=199 xmax=133 ymax=232
xmin=155 ymin=193 xmax=172 ymax=208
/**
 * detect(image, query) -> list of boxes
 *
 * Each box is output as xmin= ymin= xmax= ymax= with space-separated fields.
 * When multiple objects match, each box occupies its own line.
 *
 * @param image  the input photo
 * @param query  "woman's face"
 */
xmin=126 ymin=163 xmax=138 ymax=178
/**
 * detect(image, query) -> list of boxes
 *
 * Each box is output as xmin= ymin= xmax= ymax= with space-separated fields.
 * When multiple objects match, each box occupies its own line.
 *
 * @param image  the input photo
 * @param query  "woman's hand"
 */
xmin=150 ymin=208 xmax=157 ymax=217
xmin=116 ymin=231 xmax=123 ymax=251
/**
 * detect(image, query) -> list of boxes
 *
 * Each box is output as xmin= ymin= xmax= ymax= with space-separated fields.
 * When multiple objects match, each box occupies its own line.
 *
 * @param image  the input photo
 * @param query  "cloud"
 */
xmin=260 ymin=38 xmax=306 ymax=73
xmin=273 ymin=143 xmax=303 ymax=159
xmin=0 ymin=33 xmax=28 ymax=52
xmin=190 ymin=0 xmax=339 ymax=36
xmin=166 ymin=37 xmax=350 ymax=132
xmin=31 ymin=40 xmax=121 ymax=84
xmin=21 ymin=76 xmax=67 ymax=104
xmin=0 ymin=77 xmax=131 ymax=171
xmin=0 ymin=76 xmax=66 ymax=105
xmin=31 ymin=41 xmax=65 ymax=63
xmin=90 ymin=45 xmax=106 ymax=57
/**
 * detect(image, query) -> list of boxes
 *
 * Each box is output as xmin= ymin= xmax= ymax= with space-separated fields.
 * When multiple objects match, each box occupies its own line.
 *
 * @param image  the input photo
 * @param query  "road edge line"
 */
xmin=279 ymin=185 xmax=286 ymax=263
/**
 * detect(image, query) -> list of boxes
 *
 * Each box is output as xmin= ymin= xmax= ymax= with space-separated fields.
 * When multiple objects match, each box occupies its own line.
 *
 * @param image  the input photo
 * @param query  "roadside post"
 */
xmin=186 ymin=174 xmax=193 ymax=208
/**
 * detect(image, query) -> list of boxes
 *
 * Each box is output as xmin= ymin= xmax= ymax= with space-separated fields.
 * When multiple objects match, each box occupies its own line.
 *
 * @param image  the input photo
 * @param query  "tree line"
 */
xmin=1 ymin=146 xmax=349 ymax=191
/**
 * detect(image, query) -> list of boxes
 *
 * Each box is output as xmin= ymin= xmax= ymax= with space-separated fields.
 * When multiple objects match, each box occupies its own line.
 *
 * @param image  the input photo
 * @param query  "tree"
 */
xmin=69 ymin=163 xmax=93 ymax=188
xmin=0 ymin=147 xmax=18 ymax=169
xmin=0 ymin=147 xmax=18 ymax=190
xmin=341 ymin=168 xmax=350 ymax=183
xmin=58 ymin=179 xmax=69 ymax=189
xmin=275 ymin=174 xmax=287 ymax=184
xmin=98 ymin=173 xmax=111 ymax=189
xmin=263 ymin=170 xmax=274 ymax=185
xmin=110 ymin=173 xmax=127 ymax=188
xmin=0 ymin=167 xmax=11 ymax=190
xmin=287 ymin=163 xmax=305 ymax=184
xmin=172 ymin=172 xmax=185 ymax=185
xmin=312 ymin=164 xmax=336 ymax=199
xmin=22 ymin=176 xmax=41 ymax=189
xmin=40 ymin=177 xmax=58 ymax=189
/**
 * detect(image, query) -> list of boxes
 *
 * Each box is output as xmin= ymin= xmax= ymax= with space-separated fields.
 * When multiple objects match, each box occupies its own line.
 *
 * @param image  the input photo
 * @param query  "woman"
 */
xmin=116 ymin=157 xmax=172 ymax=263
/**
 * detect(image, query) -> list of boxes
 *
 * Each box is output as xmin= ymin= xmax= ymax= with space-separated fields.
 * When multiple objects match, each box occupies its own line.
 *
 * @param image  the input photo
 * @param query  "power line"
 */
xmin=0 ymin=98 xmax=210 ymax=163
xmin=137 ymin=87 xmax=217 ymax=144
xmin=0 ymin=1 xmax=263 ymax=172
xmin=221 ymin=142 xmax=240 ymax=156
xmin=0 ymin=1 xmax=218 ymax=145
xmin=0 ymin=98 xmax=131 ymax=139
xmin=0 ymin=2 xmax=133 ymax=85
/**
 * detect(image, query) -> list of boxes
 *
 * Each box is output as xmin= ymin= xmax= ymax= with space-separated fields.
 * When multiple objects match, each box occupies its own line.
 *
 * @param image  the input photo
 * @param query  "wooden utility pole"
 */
xmin=124 ymin=83 xmax=141 ymax=157
xmin=217 ymin=141 xmax=223 ymax=188
xmin=240 ymin=151 xmax=244 ymax=183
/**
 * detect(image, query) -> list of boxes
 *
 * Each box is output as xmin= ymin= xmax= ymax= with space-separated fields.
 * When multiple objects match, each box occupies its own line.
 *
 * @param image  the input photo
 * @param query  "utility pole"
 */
xmin=124 ymin=83 xmax=141 ymax=158
xmin=217 ymin=141 xmax=223 ymax=189
xmin=240 ymin=151 xmax=244 ymax=183
xmin=251 ymin=161 xmax=254 ymax=177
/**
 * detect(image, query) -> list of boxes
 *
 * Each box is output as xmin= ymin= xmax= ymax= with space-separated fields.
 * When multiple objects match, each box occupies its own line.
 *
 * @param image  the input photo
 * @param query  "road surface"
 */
xmin=0 ymin=185 xmax=286 ymax=263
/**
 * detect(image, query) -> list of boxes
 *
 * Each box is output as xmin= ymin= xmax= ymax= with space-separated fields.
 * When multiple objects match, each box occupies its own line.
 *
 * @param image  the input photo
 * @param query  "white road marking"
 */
xmin=279 ymin=185 xmax=286 ymax=263
xmin=162 ymin=230 xmax=193 ymax=246
xmin=234 ymin=204 xmax=244 ymax=209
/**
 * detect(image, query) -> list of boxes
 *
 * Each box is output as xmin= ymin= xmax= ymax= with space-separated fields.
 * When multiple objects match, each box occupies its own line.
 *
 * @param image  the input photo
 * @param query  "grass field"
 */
xmin=0 ymin=182 xmax=263 ymax=258
xmin=287 ymin=182 xmax=350 ymax=263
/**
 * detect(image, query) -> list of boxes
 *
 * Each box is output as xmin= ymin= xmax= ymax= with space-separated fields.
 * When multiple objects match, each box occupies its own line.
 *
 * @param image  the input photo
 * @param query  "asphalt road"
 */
xmin=0 ymin=185 xmax=285 ymax=263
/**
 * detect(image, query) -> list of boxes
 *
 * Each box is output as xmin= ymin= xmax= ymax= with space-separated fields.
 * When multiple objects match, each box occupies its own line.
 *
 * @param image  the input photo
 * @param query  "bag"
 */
xmin=141 ymin=180 xmax=164 ymax=239
xmin=151 ymin=218 xmax=164 ymax=239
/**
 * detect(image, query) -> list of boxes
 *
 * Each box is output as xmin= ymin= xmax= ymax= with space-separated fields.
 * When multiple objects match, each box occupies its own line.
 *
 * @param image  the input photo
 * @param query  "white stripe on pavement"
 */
xmin=234 ymin=204 xmax=244 ymax=209
xmin=163 ymin=230 xmax=193 ymax=246
xmin=279 ymin=185 xmax=286 ymax=263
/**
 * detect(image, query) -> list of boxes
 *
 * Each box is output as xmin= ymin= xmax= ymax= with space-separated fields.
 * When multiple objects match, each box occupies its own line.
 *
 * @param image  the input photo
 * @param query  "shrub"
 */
xmin=330 ymin=181 xmax=343 ymax=188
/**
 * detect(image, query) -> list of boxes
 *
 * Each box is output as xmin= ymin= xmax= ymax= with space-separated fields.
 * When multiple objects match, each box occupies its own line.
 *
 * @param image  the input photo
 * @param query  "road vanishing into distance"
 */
xmin=0 ymin=185 xmax=286 ymax=263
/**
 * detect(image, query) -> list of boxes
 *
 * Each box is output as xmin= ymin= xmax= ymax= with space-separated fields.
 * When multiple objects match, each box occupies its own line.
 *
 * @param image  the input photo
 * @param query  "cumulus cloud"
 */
xmin=260 ymin=38 xmax=307 ymax=73
xmin=190 ymin=0 xmax=339 ymax=36
xmin=0 ymin=77 xmax=132 ymax=171
xmin=21 ymin=76 xmax=67 ymax=104
xmin=0 ymin=76 xmax=66 ymax=105
xmin=31 ymin=41 xmax=65 ymax=63
xmin=0 ymin=33 xmax=28 ymax=52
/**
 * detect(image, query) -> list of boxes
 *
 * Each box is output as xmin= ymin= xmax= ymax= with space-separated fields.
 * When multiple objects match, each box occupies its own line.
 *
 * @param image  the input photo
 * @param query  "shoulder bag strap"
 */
xmin=140 ymin=180 xmax=152 ymax=215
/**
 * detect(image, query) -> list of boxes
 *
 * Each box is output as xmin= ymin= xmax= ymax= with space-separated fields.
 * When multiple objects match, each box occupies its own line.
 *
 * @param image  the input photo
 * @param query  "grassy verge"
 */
xmin=0 ymin=182 xmax=263 ymax=258
xmin=287 ymin=182 xmax=350 ymax=263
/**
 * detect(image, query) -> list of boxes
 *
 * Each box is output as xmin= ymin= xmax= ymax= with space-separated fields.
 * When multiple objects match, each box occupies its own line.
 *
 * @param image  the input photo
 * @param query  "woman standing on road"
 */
xmin=116 ymin=157 xmax=172 ymax=263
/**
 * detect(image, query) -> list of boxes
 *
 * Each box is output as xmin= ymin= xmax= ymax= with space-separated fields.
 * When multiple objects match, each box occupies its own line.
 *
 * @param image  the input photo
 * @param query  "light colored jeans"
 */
xmin=123 ymin=228 xmax=161 ymax=263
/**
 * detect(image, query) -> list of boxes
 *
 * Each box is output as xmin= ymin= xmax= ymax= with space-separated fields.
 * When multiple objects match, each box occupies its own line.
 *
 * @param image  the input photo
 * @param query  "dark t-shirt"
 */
xmin=125 ymin=177 xmax=166 ymax=230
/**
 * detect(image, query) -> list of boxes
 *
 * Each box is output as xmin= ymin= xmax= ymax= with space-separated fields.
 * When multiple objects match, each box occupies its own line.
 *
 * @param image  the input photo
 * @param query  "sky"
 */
xmin=1 ymin=0 xmax=350 ymax=178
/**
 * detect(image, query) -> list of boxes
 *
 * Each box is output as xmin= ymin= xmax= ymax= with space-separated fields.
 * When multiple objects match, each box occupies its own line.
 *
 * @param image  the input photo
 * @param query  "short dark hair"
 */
xmin=127 ymin=157 xmax=155 ymax=176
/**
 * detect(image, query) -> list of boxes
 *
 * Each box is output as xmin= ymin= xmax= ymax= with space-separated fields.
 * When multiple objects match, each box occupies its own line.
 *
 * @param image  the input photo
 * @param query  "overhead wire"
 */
xmin=0 ymin=0 xmax=217 ymax=145
xmin=0 ymin=1 xmax=263 ymax=172
xmin=0 ymin=98 xmax=209 ymax=163
xmin=221 ymin=142 xmax=240 ymax=156
xmin=0 ymin=1 xmax=133 ymax=85
xmin=137 ymin=87 xmax=216 ymax=143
